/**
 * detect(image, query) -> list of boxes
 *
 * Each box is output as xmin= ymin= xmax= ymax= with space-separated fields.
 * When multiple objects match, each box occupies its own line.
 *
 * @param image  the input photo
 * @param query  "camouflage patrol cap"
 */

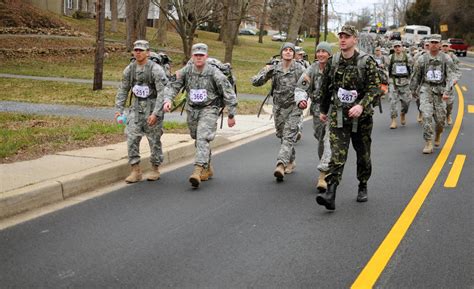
xmin=133 ymin=40 xmax=150 ymax=51
xmin=338 ymin=25 xmax=358 ymax=37
xmin=295 ymin=46 xmax=305 ymax=55
xmin=429 ymin=34 xmax=442 ymax=42
xmin=392 ymin=40 xmax=402 ymax=47
xmin=441 ymin=40 xmax=449 ymax=46
xmin=192 ymin=43 xmax=208 ymax=55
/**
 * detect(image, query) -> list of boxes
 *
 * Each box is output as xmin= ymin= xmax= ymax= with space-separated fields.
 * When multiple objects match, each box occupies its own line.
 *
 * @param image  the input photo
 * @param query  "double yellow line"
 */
xmin=351 ymin=84 xmax=465 ymax=289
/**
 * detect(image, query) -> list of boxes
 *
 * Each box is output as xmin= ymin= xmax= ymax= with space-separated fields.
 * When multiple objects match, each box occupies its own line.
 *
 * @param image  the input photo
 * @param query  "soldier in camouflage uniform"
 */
xmin=295 ymin=41 xmax=333 ymax=191
xmin=294 ymin=46 xmax=310 ymax=141
xmin=388 ymin=41 xmax=414 ymax=129
xmin=163 ymin=43 xmax=237 ymax=188
xmin=115 ymin=40 xmax=168 ymax=183
xmin=316 ymin=25 xmax=381 ymax=210
xmin=410 ymin=35 xmax=456 ymax=154
xmin=251 ymin=42 xmax=305 ymax=181
xmin=413 ymin=42 xmax=431 ymax=123
xmin=441 ymin=40 xmax=461 ymax=125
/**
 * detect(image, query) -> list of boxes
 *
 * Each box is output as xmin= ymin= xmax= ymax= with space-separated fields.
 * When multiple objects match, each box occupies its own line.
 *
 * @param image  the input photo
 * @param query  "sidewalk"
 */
xmin=0 ymin=114 xmax=276 ymax=220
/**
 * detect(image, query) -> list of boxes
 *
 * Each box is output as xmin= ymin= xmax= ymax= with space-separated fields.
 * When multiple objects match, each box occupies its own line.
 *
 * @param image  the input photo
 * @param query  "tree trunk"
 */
xmin=157 ymin=0 xmax=168 ymax=46
xmin=218 ymin=0 xmax=230 ymax=41
xmin=93 ymin=0 xmax=105 ymax=90
xmin=137 ymin=0 xmax=150 ymax=40
xmin=323 ymin=0 xmax=328 ymax=41
xmin=286 ymin=0 xmax=305 ymax=43
xmin=224 ymin=0 xmax=247 ymax=63
xmin=258 ymin=0 xmax=268 ymax=44
xmin=125 ymin=0 xmax=150 ymax=51
xmin=314 ymin=0 xmax=322 ymax=48
xmin=110 ymin=0 xmax=118 ymax=32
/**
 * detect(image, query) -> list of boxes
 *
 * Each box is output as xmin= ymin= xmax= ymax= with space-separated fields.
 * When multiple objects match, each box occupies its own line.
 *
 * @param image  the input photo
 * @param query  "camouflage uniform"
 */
xmin=443 ymin=50 xmax=461 ymax=120
xmin=252 ymin=59 xmax=305 ymax=167
xmin=410 ymin=50 xmax=456 ymax=142
xmin=295 ymin=61 xmax=331 ymax=172
xmin=319 ymin=50 xmax=381 ymax=187
xmin=388 ymin=50 xmax=414 ymax=118
xmin=164 ymin=61 xmax=237 ymax=168
xmin=115 ymin=59 xmax=168 ymax=166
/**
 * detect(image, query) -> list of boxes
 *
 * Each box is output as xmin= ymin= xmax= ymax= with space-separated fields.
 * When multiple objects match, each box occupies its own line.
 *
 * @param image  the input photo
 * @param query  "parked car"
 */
xmin=239 ymin=28 xmax=257 ymax=35
xmin=448 ymin=38 xmax=468 ymax=57
xmin=389 ymin=31 xmax=401 ymax=41
xmin=271 ymin=33 xmax=304 ymax=43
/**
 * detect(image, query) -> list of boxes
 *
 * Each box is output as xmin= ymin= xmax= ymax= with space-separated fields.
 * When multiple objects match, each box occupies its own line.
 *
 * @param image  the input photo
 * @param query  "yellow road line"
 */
xmin=462 ymin=86 xmax=467 ymax=92
xmin=444 ymin=155 xmax=467 ymax=188
xmin=468 ymin=105 xmax=474 ymax=113
xmin=351 ymin=84 xmax=465 ymax=289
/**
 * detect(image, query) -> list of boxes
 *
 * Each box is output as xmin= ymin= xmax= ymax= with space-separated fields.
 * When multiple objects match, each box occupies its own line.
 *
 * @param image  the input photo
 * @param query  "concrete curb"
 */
xmin=0 ymin=127 xmax=274 ymax=220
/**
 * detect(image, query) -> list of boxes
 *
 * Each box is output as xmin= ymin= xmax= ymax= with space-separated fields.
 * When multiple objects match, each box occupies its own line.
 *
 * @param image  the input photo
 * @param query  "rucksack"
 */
xmin=389 ymin=52 xmax=410 ymax=78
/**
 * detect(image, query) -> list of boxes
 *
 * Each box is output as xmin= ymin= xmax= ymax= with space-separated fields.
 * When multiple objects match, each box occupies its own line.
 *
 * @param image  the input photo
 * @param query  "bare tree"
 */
xmin=286 ymin=0 xmax=306 ymax=43
xmin=156 ymin=0 xmax=169 ymax=46
xmin=269 ymin=0 xmax=292 ymax=33
xmin=314 ymin=0 xmax=322 ymax=47
xmin=93 ymin=0 xmax=105 ymax=90
xmin=223 ymin=0 xmax=250 ymax=63
xmin=258 ymin=0 xmax=269 ymax=43
xmin=125 ymin=0 xmax=150 ymax=51
xmin=110 ymin=0 xmax=118 ymax=32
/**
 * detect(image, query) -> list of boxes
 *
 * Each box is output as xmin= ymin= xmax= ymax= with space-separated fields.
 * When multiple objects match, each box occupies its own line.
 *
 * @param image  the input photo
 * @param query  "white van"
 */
xmin=404 ymin=25 xmax=431 ymax=44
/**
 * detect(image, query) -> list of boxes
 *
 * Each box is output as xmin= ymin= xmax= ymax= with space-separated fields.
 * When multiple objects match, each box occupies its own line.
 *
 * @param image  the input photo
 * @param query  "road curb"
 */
xmin=0 ymin=126 xmax=274 ymax=220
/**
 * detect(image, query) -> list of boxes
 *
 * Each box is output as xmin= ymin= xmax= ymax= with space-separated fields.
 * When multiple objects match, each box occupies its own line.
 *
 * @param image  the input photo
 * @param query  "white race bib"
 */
xmin=375 ymin=58 xmax=382 ymax=65
xmin=132 ymin=85 xmax=150 ymax=98
xmin=189 ymin=89 xmax=208 ymax=103
xmin=426 ymin=70 xmax=442 ymax=81
xmin=337 ymin=87 xmax=358 ymax=104
xmin=395 ymin=65 xmax=408 ymax=75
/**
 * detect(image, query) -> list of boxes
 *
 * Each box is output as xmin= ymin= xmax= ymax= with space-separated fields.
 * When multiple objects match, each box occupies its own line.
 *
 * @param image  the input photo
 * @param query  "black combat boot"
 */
xmin=357 ymin=182 xmax=368 ymax=202
xmin=316 ymin=183 xmax=337 ymax=211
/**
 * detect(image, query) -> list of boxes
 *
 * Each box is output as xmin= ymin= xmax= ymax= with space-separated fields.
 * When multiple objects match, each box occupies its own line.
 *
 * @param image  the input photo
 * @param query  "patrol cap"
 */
xmin=375 ymin=46 xmax=382 ymax=51
xmin=295 ymin=46 xmax=305 ymax=55
xmin=192 ymin=43 xmax=208 ymax=55
xmin=316 ymin=41 xmax=332 ymax=55
xmin=338 ymin=25 xmax=358 ymax=37
xmin=429 ymin=34 xmax=442 ymax=43
xmin=280 ymin=42 xmax=296 ymax=55
xmin=133 ymin=40 xmax=149 ymax=51
xmin=392 ymin=40 xmax=402 ymax=47
xmin=441 ymin=40 xmax=449 ymax=46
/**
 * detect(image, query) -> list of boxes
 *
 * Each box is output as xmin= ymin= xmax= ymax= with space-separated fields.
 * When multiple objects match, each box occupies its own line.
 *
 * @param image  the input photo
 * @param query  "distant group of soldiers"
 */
xmin=114 ymin=24 xmax=461 ymax=211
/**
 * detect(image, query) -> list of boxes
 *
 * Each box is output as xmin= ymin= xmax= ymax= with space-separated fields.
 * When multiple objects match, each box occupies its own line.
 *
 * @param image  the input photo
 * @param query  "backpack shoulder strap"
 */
xmin=330 ymin=52 xmax=341 ymax=81
xmin=356 ymin=51 xmax=370 ymax=82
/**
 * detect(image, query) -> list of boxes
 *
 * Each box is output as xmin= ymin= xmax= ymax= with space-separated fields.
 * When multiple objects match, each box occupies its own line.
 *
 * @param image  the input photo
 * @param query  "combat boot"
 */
xmin=189 ymin=165 xmax=204 ymax=188
xmin=422 ymin=141 xmax=433 ymax=154
xmin=125 ymin=164 xmax=142 ymax=183
xmin=146 ymin=165 xmax=160 ymax=181
xmin=434 ymin=127 xmax=443 ymax=147
xmin=390 ymin=118 xmax=397 ymax=129
xmin=446 ymin=114 xmax=453 ymax=125
xmin=400 ymin=113 xmax=406 ymax=126
xmin=316 ymin=171 xmax=327 ymax=191
xmin=417 ymin=112 xmax=422 ymax=123
xmin=284 ymin=161 xmax=296 ymax=174
xmin=316 ymin=183 xmax=337 ymax=210
xmin=200 ymin=164 xmax=214 ymax=181
xmin=274 ymin=163 xmax=285 ymax=181
xmin=356 ymin=182 xmax=368 ymax=202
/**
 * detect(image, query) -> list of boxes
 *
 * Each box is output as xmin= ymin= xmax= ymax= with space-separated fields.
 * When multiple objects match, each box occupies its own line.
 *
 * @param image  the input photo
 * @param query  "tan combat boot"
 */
xmin=284 ymin=161 xmax=296 ymax=174
xmin=400 ymin=113 xmax=406 ymax=126
xmin=189 ymin=165 xmax=204 ymax=188
xmin=146 ymin=165 xmax=160 ymax=181
xmin=274 ymin=163 xmax=285 ymax=181
xmin=434 ymin=127 xmax=443 ymax=147
xmin=200 ymin=164 xmax=214 ymax=181
xmin=316 ymin=171 xmax=327 ymax=191
xmin=446 ymin=114 xmax=453 ymax=125
xmin=390 ymin=118 xmax=397 ymax=129
xmin=422 ymin=141 xmax=434 ymax=154
xmin=125 ymin=164 xmax=142 ymax=183
xmin=417 ymin=112 xmax=423 ymax=123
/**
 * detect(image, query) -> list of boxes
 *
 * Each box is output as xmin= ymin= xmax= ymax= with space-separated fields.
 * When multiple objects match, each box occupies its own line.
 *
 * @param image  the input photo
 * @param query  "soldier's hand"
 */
xmin=453 ymin=80 xmax=457 ymax=85
xmin=114 ymin=112 xmax=121 ymax=122
xmin=320 ymin=113 xmax=328 ymax=122
xmin=163 ymin=101 xmax=172 ymax=113
xmin=228 ymin=117 xmax=236 ymax=128
xmin=442 ymin=93 xmax=450 ymax=101
xmin=348 ymin=104 xmax=364 ymax=118
xmin=147 ymin=114 xmax=158 ymax=126
xmin=298 ymin=100 xmax=307 ymax=110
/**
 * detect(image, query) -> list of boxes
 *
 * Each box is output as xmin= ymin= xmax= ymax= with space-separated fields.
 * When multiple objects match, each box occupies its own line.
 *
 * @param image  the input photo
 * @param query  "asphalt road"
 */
xmin=0 ymin=62 xmax=472 ymax=288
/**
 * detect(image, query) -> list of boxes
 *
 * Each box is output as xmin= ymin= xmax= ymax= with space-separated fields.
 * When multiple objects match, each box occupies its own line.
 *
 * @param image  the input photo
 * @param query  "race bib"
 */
xmin=189 ymin=89 xmax=208 ymax=103
xmin=132 ymin=85 xmax=150 ymax=98
xmin=426 ymin=70 xmax=442 ymax=81
xmin=375 ymin=58 xmax=382 ymax=66
xmin=395 ymin=65 xmax=408 ymax=75
xmin=337 ymin=87 xmax=358 ymax=104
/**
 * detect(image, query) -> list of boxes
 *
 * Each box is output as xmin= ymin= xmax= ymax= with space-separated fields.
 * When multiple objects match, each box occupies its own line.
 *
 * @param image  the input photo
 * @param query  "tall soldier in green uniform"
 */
xmin=410 ymin=35 xmax=456 ymax=153
xmin=252 ymin=42 xmax=305 ymax=181
xmin=441 ymin=40 xmax=461 ymax=125
xmin=163 ymin=43 xmax=237 ymax=188
xmin=316 ymin=25 xmax=381 ymax=210
xmin=114 ymin=40 xmax=168 ymax=183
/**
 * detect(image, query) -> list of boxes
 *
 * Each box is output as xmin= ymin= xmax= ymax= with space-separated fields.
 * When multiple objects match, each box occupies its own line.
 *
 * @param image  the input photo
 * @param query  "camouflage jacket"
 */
xmin=409 ymin=52 xmax=456 ymax=95
xmin=388 ymin=52 xmax=414 ymax=86
xmin=164 ymin=63 xmax=237 ymax=116
xmin=251 ymin=59 xmax=305 ymax=108
xmin=115 ymin=59 xmax=168 ymax=116
xmin=294 ymin=61 xmax=325 ymax=105
xmin=444 ymin=51 xmax=461 ymax=81
xmin=320 ymin=51 xmax=381 ymax=117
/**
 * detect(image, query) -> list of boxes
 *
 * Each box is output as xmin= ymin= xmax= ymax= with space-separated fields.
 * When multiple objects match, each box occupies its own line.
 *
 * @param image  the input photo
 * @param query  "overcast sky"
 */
xmin=329 ymin=0 xmax=387 ymax=30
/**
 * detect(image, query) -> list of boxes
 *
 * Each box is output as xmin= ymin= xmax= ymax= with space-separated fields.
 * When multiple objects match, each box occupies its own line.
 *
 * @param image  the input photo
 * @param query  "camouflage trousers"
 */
xmin=446 ymin=93 xmax=455 ymax=116
xmin=389 ymin=84 xmax=411 ymax=118
xmin=187 ymin=106 xmax=219 ymax=167
xmin=311 ymin=102 xmax=331 ymax=172
xmin=419 ymin=85 xmax=446 ymax=141
xmin=125 ymin=106 xmax=164 ymax=166
xmin=273 ymin=104 xmax=302 ymax=166
xmin=325 ymin=110 xmax=373 ymax=186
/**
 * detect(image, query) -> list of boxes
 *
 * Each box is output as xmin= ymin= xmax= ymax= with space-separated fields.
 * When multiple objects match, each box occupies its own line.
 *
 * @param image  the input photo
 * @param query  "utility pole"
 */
xmin=315 ymin=0 xmax=322 ymax=49
xmin=93 ymin=0 xmax=105 ymax=90
xmin=323 ymin=0 xmax=328 ymax=41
